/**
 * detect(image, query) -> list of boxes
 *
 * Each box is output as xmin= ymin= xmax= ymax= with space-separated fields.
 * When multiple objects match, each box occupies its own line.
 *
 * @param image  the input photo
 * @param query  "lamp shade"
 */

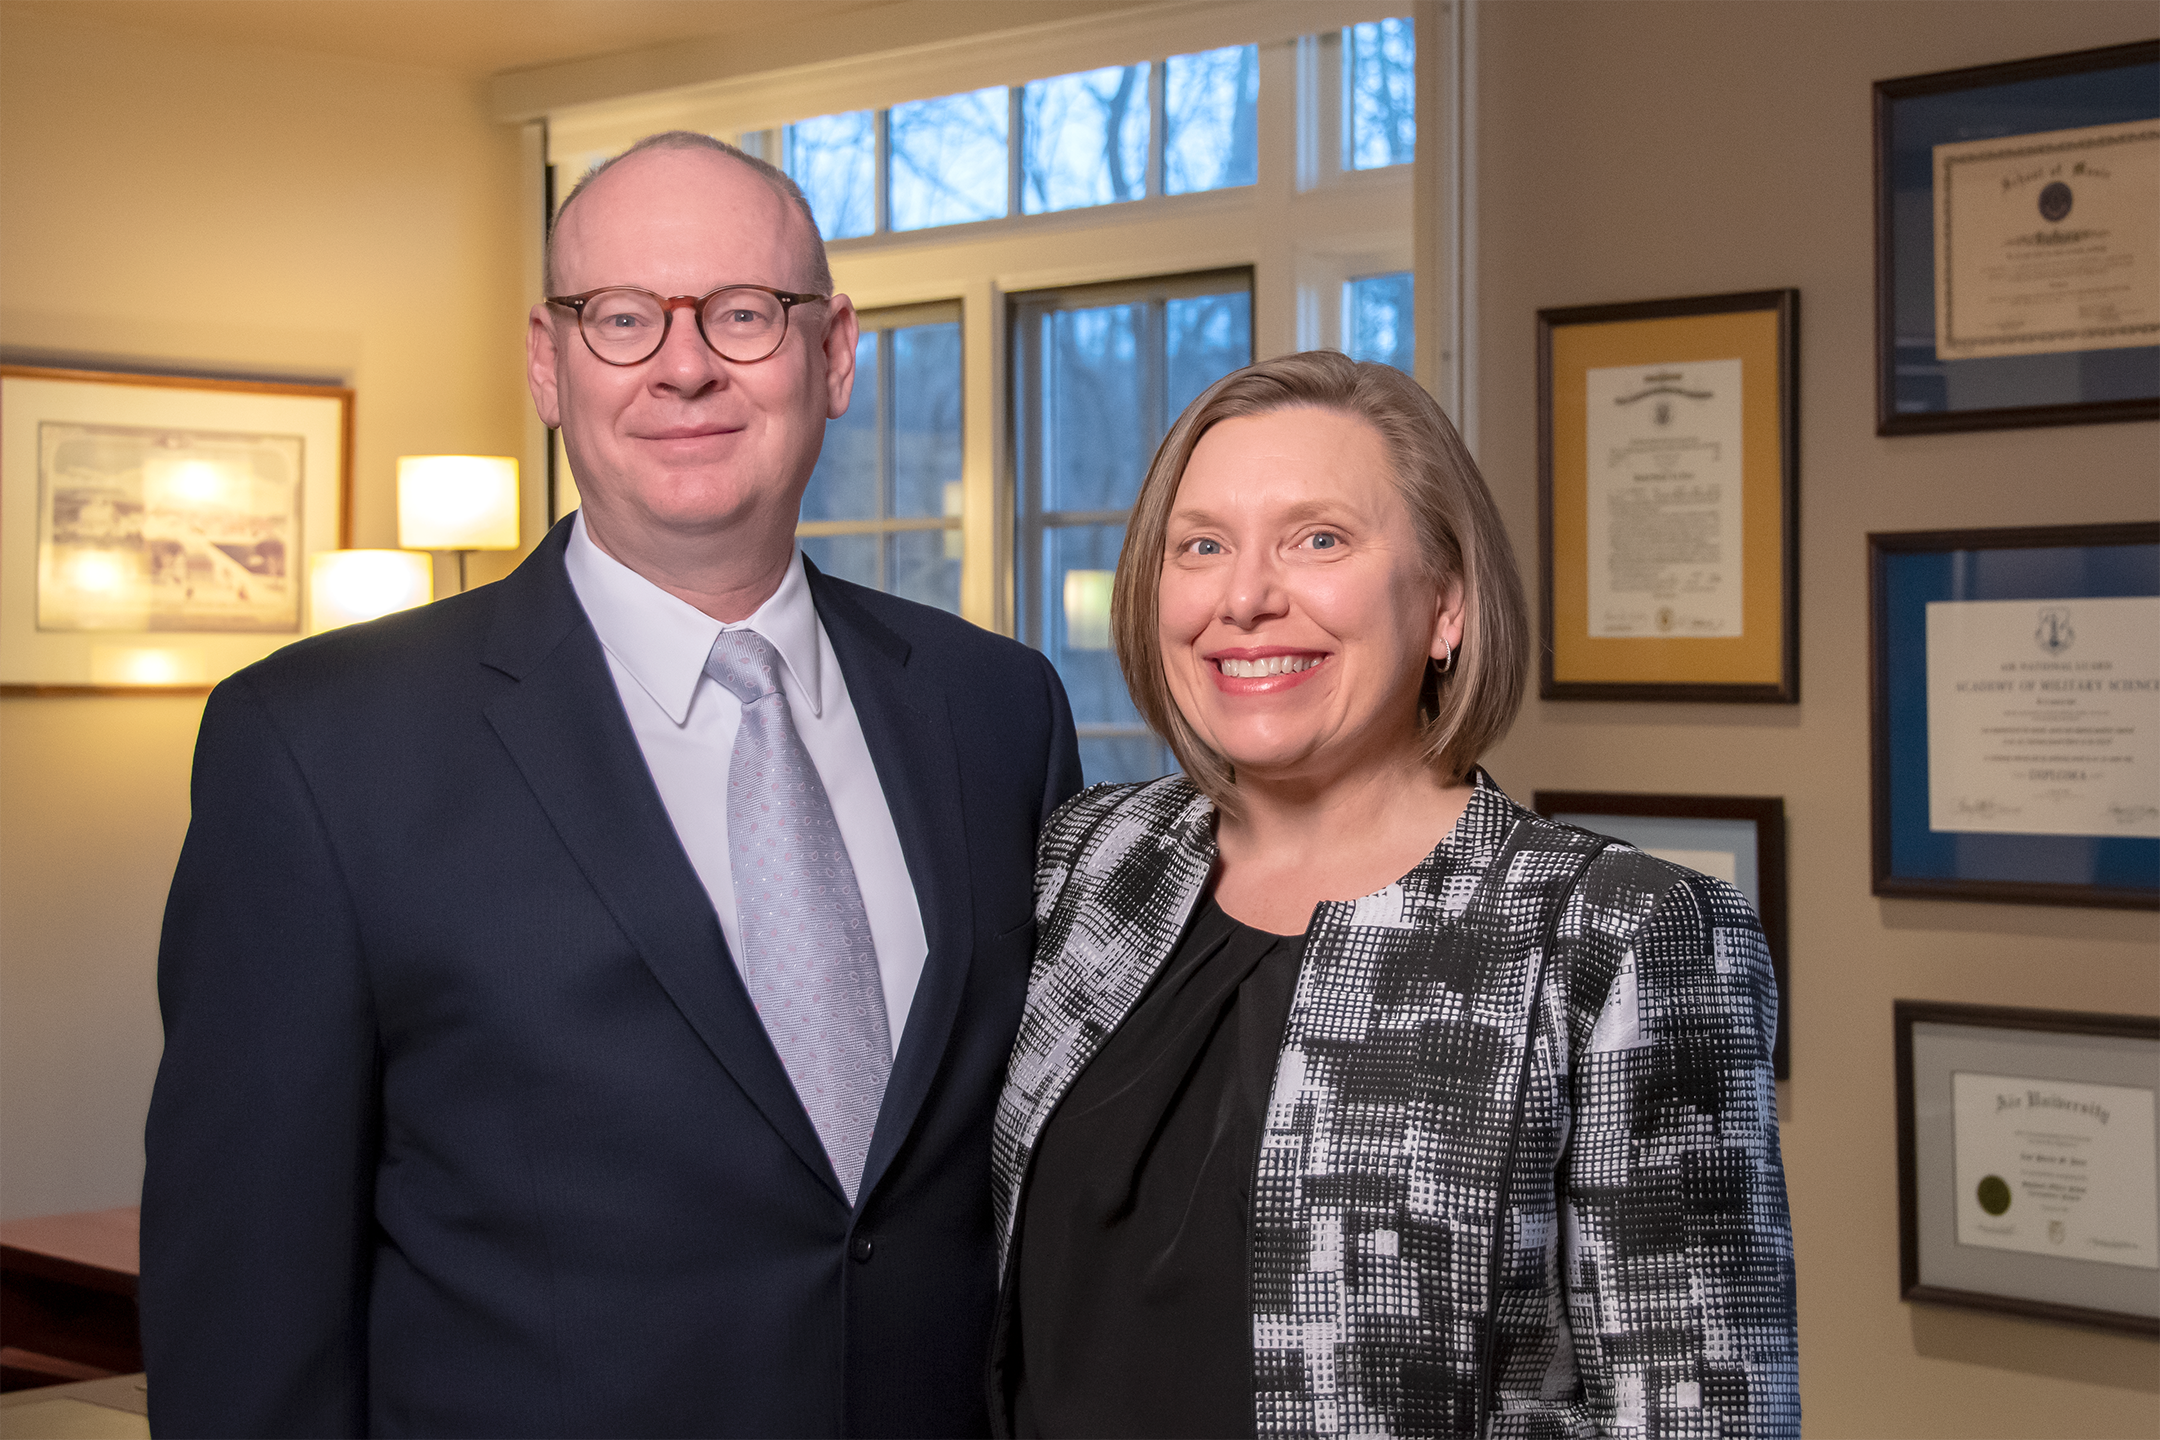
xmin=310 ymin=549 xmax=433 ymax=634
xmin=397 ymin=455 xmax=520 ymax=550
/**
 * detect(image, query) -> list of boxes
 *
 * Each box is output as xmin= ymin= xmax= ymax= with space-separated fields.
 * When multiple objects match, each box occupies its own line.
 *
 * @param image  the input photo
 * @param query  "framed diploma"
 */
xmin=1896 ymin=1000 xmax=2160 ymax=1333
xmin=1532 ymin=790 xmax=1789 ymax=1079
xmin=1537 ymin=290 xmax=1799 ymax=703
xmin=1875 ymin=41 xmax=2160 ymax=435
xmin=1 ymin=366 xmax=353 ymax=694
xmin=1869 ymin=523 xmax=2159 ymax=909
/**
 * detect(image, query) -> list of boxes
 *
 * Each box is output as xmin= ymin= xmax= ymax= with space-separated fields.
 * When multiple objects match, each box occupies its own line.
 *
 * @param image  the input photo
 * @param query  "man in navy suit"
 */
xmin=140 ymin=131 xmax=1081 ymax=1438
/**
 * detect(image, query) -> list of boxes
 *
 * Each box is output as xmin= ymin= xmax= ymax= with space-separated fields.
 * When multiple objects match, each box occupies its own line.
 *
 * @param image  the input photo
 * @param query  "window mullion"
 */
xmin=874 ymin=109 xmax=891 ymax=234
xmin=1007 ymin=86 xmax=1024 ymax=221
xmin=1147 ymin=58 xmax=1166 ymax=198
xmin=876 ymin=328 xmax=895 ymax=592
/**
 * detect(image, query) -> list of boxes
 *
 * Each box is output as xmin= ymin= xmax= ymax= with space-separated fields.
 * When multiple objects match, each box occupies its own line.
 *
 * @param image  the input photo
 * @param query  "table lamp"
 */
xmin=309 ymin=549 xmax=434 ymax=634
xmin=397 ymin=455 xmax=519 ymax=592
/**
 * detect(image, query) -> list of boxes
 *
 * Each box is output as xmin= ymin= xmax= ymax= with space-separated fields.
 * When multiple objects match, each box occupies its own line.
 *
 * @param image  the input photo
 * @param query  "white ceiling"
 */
xmin=0 ymin=0 xmax=895 ymax=79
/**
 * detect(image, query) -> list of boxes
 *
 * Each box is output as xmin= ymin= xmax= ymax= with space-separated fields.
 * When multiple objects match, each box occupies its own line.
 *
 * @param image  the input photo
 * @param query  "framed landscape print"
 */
xmin=1 ymin=366 xmax=352 ymax=693
xmin=1896 ymin=1000 xmax=2160 ymax=1333
xmin=1537 ymin=290 xmax=1799 ymax=703
xmin=1874 ymin=41 xmax=2160 ymax=434
xmin=1868 ymin=523 xmax=2158 ymax=909
xmin=1535 ymin=790 xmax=1789 ymax=1078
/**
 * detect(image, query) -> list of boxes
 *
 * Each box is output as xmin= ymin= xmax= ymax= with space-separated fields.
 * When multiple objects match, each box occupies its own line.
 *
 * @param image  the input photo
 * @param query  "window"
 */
xmin=1012 ymin=271 xmax=1253 ymax=785
xmin=797 ymin=302 xmax=964 ymax=612
xmin=1345 ymin=17 xmax=1414 ymax=169
xmin=1021 ymin=64 xmax=1150 ymax=215
xmin=777 ymin=41 xmax=1262 ymax=243
xmin=1163 ymin=46 xmax=1260 ymax=194
xmin=545 ymin=8 xmax=1449 ymax=639
xmin=782 ymin=111 xmax=875 ymax=240
xmin=1346 ymin=271 xmax=1414 ymax=372
xmin=888 ymin=88 xmax=1010 ymax=230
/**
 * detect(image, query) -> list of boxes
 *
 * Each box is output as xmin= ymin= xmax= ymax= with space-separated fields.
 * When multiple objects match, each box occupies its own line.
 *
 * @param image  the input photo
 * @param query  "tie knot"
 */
xmin=704 ymin=628 xmax=786 ymax=704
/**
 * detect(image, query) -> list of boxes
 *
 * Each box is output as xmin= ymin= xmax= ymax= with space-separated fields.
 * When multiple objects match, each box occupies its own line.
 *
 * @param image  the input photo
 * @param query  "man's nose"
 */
xmin=648 ymin=300 xmax=727 ymax=393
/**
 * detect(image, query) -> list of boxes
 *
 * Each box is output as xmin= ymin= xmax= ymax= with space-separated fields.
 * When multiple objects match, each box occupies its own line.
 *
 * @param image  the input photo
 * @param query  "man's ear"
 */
xmin=820 ymin=295 xmax=861 ymax=421
xmin=527 ymin=304 xmax=563 ymax=429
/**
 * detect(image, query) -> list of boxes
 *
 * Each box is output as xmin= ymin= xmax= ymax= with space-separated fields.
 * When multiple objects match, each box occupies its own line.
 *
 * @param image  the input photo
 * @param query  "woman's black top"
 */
xmin=1009 ymin=895 xmax=1306 ymax=1440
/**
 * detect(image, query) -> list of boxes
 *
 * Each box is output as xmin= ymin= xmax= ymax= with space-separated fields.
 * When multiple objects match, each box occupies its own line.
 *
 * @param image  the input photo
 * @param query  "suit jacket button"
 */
xmin=850 ymin=1236 xmax=874 ymax=1263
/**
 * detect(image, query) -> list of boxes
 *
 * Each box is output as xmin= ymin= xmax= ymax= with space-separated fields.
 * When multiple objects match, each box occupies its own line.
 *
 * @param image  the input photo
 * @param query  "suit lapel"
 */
xmin=807 ymin=570 xmax=973 ymax=1205
xmin=479 ymin=524 xmax=843 ymax=1201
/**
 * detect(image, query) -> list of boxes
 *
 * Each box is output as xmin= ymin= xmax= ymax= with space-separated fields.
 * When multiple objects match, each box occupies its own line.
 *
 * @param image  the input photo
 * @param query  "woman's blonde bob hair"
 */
xmin=1111 ymin=350 xmax=1528 ymax=812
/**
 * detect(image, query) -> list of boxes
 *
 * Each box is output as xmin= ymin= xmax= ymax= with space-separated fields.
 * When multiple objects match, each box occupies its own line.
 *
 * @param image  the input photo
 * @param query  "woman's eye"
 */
xmin=1189 ymin=538 xmax=1224 ymax=556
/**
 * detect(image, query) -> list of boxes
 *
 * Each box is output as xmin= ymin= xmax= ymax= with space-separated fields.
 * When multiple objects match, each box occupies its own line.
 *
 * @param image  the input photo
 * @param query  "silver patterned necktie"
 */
xmin=705 ymin=628 xmax=892 ymax=1204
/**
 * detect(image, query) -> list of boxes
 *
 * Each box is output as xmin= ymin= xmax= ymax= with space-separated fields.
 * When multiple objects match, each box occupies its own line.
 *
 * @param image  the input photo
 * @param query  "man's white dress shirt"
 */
xmin=563 ymin=513 xmax=928 ymax=1051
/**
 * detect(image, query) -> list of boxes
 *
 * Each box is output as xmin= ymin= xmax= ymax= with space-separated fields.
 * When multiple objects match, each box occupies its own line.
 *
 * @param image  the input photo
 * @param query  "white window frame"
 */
xmin=535 ymin=0 xmax=1468 ymax=637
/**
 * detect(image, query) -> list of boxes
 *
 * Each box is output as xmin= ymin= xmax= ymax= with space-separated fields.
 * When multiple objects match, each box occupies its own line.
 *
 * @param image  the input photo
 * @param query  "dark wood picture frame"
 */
xmin=1537 ymin=289 xmax=1800 ymax=704
xmin=1873 ymin=40 xmax=2160 ymax=435
xmin=1895 ymin=1000 xmax=2160 ymax=1334
xmin=1868 ymin=522 xmax=2159 ymax=910
xmin=1533 ymin=791 xmax=1789 ymax=1079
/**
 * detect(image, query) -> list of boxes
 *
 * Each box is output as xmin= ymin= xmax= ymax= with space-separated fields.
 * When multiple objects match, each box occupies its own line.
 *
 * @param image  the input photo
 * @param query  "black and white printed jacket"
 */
xmin=992 ymin=772 xmax=1799 ymax=1439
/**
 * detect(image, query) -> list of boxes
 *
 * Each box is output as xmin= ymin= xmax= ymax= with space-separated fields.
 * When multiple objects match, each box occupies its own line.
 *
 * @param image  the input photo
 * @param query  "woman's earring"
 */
xmin=1437 ymin=635 xmax=1454 ymax=674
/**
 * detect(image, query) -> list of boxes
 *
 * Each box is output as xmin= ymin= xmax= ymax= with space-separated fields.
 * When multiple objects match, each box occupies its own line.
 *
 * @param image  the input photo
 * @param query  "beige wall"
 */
xmin=1475 ymin=2 xmax=2160 ymax=1434
xmin=0 ymin=10 xmax=527 ymax=1219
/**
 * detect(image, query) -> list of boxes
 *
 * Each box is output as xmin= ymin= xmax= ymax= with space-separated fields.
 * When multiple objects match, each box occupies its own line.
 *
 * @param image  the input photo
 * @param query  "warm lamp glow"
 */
xmin=310 ymin=549 xmax=434 ymax=634
xmin=1063 ymin=568 xmax=1114 ymax=651
xmin=397 ymin=455 xmax=520 ymax=551
xmin=88 ymin=646 xmax=201 ymax=686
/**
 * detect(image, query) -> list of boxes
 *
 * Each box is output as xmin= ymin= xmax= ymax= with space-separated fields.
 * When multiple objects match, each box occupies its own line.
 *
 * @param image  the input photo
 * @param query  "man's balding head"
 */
xmin=544 ymin=131 xmax=832 ymax=298
xmin=525 ymin=133 xmax=860 ymax=620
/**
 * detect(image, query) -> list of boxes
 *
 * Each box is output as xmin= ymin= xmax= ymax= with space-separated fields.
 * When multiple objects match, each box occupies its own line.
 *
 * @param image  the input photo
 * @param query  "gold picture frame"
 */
xmin=1537 ymin=290 xmax=1799 ymax=702
xmin=1 ymin=365 xmax=352 ymax=695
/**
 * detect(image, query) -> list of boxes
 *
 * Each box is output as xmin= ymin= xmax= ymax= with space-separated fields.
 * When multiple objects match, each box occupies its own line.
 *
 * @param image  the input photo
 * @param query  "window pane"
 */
xmin=1347 ymin=18 xmax=1415 ymax=170
xmin=784 ymin=111 xmax=876 ymax=240
xmin=1079 ymin=734 xmax=1174 ymax=786
xmin=799 ymin=533 xmax=878 ymax=588
xmin=887 ymin=529 xmax=961 ymax=614
xmin=890 ymin=87 xmax=1009 ymax=230
xmin=891 ymin=321 xmax=962 ymax=519
xmin=1164 ymin=45 xmax=1258 ymax=194
xmin=801 ymin=331 xmax=878 ymax=522
xmin=1346 ymin=272 xmax=1415 ymax=373
xmin=1043 ymin=303 xmax=1149 ymax=513
xmin=1165 ymin=291 xmax=1254 ymax=417
xmin=1042 ymin=524 xmax=1140 ymax=727
xmin=1021 ymin=64 xmax=1149 ymax=214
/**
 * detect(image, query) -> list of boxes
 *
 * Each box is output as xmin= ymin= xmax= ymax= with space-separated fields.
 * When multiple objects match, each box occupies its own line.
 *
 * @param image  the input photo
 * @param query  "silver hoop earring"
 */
xmin=1436 ymin=636 xmax=1454 ymax=674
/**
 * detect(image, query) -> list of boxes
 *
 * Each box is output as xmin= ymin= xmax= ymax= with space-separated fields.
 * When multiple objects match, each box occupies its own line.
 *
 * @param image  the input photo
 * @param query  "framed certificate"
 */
xmin=1874 ymin=41 xmax=2160 ymax=435
xmin=1896 ymin=1000 xmax=2160 ymax=1334
xmin=1532 ymin=790 xmax=1789 ymax=1079
xmin=1537 ymin=290 xmax=1799 ymax=703
xmin=1868 ymin=523 xmax=2159 ymax=909
xmin=0 ymin=365 xmax=353 ymax=694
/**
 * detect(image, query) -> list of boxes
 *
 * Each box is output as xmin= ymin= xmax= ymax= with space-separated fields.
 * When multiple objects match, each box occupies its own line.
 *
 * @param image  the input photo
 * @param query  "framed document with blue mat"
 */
xmin=1868 ymin=523 xmax=2159 ymax=908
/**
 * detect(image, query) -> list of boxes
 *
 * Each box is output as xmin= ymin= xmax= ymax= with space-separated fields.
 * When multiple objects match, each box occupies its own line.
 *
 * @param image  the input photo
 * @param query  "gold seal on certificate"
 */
xmin=1953 ymin=1072 xmax=2159 ymax=1270
xmin=1923 ymin=595 xmax=2160 ymax=838
xmin=1932 ymin=118 xmax=2160 ymax=361
xmin=1582 ymin=359 xmax=1744 ymax=639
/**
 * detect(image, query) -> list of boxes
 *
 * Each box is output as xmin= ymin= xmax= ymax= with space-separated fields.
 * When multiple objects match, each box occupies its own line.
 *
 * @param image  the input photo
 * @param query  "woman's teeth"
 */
xmin=1217 ymin=655 xmax=1321 ymax=678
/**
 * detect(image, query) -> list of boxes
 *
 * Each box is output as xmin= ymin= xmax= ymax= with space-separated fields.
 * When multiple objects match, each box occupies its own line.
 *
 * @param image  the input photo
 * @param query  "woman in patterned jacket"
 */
xmin=990 ymin=352 xmax=1797 ymax=1439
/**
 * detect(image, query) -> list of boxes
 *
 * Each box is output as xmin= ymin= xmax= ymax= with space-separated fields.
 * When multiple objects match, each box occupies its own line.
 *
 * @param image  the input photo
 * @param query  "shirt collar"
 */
xmin=562 ymin=511 xmax=824 ymax=725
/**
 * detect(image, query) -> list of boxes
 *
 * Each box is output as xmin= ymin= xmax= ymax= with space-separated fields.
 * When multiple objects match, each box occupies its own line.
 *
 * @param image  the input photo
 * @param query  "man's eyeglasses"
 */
xmin=546 ymin=285 xmax=830 ymax=366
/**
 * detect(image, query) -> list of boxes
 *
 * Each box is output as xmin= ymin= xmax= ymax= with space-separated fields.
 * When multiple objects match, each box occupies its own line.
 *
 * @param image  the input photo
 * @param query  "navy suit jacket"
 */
xmin=140 ymin=518 xmax=1082 ymax=1438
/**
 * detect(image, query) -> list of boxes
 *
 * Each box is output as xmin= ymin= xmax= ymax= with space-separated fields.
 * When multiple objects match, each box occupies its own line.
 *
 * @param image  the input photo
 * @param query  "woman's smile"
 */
xmin=1208 ymin=649 xmax=1329 ymax=688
